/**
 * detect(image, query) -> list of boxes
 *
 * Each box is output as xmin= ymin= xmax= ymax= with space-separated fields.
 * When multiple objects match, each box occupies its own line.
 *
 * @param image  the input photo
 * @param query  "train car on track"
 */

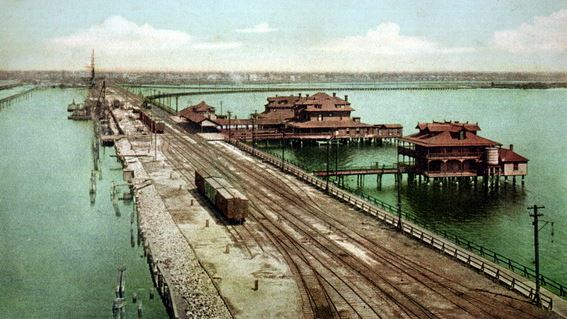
xmin=138 ymin=110 xmax=164 ymax=134
xmin=195 ymin=170 xmax=248 ymax=223
xmin=154 ymin=120 xmax=165 ymax=133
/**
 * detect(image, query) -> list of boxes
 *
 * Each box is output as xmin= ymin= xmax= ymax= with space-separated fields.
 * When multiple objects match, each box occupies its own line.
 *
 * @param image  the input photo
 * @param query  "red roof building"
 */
xmin=398 ymin=121 xmax=528 ymax=178
xmin=177 ymin=93 xmax=403 ymax=141
xmin=178 ymin=101 xmax=220 ymax=131
xmin=285 ymin=92 xmax=401 ymax=140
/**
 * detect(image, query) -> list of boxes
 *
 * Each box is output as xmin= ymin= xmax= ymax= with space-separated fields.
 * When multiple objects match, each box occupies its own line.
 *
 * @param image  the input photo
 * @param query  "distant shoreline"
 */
xmin=2 ymin=79 xmax=567 ymax=91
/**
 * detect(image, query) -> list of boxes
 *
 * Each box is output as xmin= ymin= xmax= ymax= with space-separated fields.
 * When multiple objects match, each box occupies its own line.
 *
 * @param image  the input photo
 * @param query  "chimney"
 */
xmin=332 ymin=92 xmax=336 ymax=97
xmin=344 ymin=95 xmax=348 ymax=101
xmin=306 ymin=94 xmax=310 ymax=98
xmin=509 ymin=144 xmax=514 ymax=151
xmin=298 ymin=93 xmax=302 ymax=97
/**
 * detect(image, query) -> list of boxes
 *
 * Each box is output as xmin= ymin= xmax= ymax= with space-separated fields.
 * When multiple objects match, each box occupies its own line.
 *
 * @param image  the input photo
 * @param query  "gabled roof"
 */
xmin=402 ymin=123 xmax=499 ymax=147
xmin=182 ymin=112 xmax=219 ymax=125
xmin=265 ymin=95 xmax=300 ymax=108
xmin=179 ymin=101 xmax=215 ymax=116
xmin=258 ymin=109 xmax=295 ymax=122
xmin=295 ymin=92 xmax=354 ymax=112
xmin=499 ymin=148 xmax=528 ymax=163
xmin=179 ymin=101 xmax=217 ymax=123
xmin=416 ymin=121 xmax=480 ymax=133
xmin=402 ymin=131 xmax=500 ymax=147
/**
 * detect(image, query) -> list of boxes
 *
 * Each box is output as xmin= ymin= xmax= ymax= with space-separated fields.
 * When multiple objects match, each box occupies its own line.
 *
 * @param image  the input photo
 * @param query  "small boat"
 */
xmin=67 ymin=99 xmax=83 ymax=112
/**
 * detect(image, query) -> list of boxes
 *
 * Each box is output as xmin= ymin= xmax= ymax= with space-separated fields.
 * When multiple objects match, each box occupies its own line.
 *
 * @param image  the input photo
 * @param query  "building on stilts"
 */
xmin=397 ymin=121 xmax=528 ymax=186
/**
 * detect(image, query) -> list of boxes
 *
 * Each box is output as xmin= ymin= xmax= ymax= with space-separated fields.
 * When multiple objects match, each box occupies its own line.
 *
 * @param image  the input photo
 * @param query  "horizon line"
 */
xmin=2 ymin=69 xmax=567 ymax=75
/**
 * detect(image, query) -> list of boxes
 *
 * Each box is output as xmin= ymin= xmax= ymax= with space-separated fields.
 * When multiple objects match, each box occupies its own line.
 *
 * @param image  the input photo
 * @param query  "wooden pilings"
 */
xmin=0 ymin=87 xmax=36 ymax=109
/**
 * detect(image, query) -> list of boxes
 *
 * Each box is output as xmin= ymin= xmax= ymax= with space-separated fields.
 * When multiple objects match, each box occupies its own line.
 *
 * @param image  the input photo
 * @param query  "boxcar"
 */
xmin=138 ymin=110 xmax=164 ymax=134
xmin=194 ymin=170 xmax=248 ymax=223
xmin=154 ymin=120 xmax=165 ymax=133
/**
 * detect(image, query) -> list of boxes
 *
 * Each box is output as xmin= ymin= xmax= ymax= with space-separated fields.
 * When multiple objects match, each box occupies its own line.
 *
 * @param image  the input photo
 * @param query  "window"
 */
xmin=513 ymin=163 xmax=519 ymax=171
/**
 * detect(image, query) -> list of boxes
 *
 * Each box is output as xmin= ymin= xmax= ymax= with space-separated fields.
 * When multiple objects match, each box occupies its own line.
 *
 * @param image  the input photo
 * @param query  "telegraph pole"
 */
xmin=175 ymin=96 xmax=179 ymax=114
xmin=227 ymin=111 xmax=232 ymax=141
xmin=281 ymin=127 xmax=285 ymax=171
xmin=528 ymin=205 xmax=545 ymax=307
xmin=334 ymin=139 xmax=338 ymax=175
xmin=396 ymin=154 xmax=402 ymax=231
xmin=154 ymin=129 xmax=157 ymax=161
xmin=252 ymin=110 xmax=258 ymax=150
xmin=325 ymin=137 xmax=331 ymax=192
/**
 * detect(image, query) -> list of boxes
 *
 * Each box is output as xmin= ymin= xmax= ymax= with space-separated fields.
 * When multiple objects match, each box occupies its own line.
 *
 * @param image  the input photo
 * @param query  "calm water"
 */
xmin=138 ymin=85 xmax=567 ymax=287
xmin=0 ymin=88 xmax=167 ymax=318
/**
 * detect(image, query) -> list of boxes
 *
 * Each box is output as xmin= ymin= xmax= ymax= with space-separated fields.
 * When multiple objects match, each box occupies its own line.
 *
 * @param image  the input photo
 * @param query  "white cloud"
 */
xmin=192 ymin=42 xmax=242 ymax=50
xmin=50 ymin=15 xmax=190 ymax=52
xmin=317 ymin=22 xmax=474 ymax=55
xmin=493 ymin=9 xmax=567 ymax=53
xmin=234 ymin=22 xmax=277 ymax=33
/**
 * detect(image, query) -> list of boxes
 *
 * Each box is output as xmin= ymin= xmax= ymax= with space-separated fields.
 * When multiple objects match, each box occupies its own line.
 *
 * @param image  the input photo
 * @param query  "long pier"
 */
xmin=141 ymin=85 xmax=477 ymax=100
xmin=0 ymin=82 xmax=21 ymax=91
xmin=0 ymin=87 xmax=37 ymax=108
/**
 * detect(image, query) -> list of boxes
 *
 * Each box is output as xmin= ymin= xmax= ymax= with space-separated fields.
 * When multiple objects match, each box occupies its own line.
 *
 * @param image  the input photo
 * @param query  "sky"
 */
xmin=1 ymin=0 xmax=566 ymax=72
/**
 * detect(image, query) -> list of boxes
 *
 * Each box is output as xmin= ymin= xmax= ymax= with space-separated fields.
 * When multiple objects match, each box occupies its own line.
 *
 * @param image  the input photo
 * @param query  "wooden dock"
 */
xmin=314 ymin=166 xmax=401 ymax=177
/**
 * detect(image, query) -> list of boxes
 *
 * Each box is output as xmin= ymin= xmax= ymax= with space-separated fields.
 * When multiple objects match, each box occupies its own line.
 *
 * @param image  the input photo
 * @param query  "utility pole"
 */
xmin=335 ymin=137 xmax=339 ymax=178
xmin=281 ymin=127 xmax=285 ymax=171
xmin=175 ymin=96 xmax=179 ymax=114
xmin=325 ymin=137 xmax=331 ymax=192
xmin=154 ymin=129 xmax=157 ymax=161
xmin=396 ymin=154 xmax=402 ymax=231
xmin=227 ymin=111 xmax=232 ymax=141
xmin=252 ymin=110 xmax=258 ymax=151
xmin=528 ymin=205 xmax=545 ymax=307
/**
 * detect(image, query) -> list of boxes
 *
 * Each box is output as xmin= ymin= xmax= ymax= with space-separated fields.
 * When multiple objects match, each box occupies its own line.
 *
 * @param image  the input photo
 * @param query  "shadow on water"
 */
xmin=404 ymin=180 xmax=527 ymax=226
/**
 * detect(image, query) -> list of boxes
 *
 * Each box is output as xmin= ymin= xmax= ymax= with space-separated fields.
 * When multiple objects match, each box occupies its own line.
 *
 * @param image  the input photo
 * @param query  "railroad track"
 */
xmin=115 ymin=85 xmax=549 ymax=319
xmin=161 ymin=133 xmax=332 ymax=318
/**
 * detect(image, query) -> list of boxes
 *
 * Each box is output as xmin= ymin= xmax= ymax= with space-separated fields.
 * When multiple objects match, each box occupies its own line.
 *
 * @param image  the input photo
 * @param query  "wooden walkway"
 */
xmin=313 ymin=165 xmax=412 ymax=177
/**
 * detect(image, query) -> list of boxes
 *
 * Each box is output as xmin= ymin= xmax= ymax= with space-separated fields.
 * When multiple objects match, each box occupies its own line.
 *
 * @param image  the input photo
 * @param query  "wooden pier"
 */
xmin=313 ymin=164 xmax=415 ymax=188
xmin=0 ymin=87 xmax=36 ymax=109
xmin=313 ymin=166 xmax=406 ymax=177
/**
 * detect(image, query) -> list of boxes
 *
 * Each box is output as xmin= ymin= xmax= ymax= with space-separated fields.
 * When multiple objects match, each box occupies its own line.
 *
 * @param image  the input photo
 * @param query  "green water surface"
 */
xmin=0 ymin=88 xmax=167 ymax=318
